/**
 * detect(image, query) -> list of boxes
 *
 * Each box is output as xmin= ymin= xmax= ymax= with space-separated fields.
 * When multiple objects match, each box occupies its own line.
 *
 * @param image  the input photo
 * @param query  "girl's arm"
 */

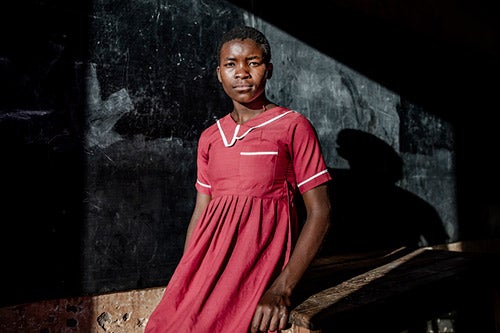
xmin=184 ymin=192 xmax=212 ymax=253
xmin=251 ymin=183 xmax=331 ymax=332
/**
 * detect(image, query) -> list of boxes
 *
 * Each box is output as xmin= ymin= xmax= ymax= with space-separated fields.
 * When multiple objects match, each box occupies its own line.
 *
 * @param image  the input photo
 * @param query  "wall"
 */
xmin=83 ymin=0 xmax=456 ymax=294
xmin=0 ymin=0 xmax=468 ymax=307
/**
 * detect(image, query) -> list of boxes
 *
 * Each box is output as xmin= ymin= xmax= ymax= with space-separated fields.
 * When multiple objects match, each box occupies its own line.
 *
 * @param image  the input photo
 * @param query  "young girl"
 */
xmin=146 ymin=26 xmax=332 ymax=333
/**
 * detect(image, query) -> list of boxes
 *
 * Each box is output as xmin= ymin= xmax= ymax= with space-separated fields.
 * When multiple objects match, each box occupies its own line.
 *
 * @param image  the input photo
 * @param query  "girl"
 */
xmin=146 ymin=26 xmax=332 ymax=333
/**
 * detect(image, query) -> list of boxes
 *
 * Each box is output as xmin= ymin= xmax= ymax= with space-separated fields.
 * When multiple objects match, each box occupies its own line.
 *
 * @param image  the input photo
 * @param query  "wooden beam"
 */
xmin=289 ymin=247 xmax=498 ymax=332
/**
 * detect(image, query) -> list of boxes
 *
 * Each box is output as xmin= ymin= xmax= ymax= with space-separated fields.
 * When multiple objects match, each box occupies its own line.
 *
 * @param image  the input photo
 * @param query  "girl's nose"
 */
xmin=235 ymin=64 xmax=250 ymax=78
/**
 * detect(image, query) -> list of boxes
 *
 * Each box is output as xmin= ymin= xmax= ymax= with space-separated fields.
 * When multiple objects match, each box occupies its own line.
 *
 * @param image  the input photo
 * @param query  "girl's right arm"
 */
xmin=183 ymin=192 xmax=212 ymax=252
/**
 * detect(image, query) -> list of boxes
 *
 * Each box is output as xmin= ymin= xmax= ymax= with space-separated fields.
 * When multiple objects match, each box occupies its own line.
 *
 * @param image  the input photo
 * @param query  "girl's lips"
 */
xmin=233 ymin=85 xmax=252 ymax=92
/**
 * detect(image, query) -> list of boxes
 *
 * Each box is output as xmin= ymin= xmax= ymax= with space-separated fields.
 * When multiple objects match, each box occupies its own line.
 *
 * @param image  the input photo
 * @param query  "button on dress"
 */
xmin=145 ymin=107 xmax=332 ymax=332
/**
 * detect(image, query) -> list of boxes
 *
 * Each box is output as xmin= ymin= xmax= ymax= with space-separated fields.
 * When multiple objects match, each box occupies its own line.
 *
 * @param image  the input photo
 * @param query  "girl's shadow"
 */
xmin=301 ymin=128 xmax=449 ymax=256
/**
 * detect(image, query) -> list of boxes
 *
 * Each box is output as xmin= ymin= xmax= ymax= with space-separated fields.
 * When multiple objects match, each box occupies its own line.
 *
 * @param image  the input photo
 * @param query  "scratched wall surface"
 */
xmin=0 ymin=0 xmax=456 ymax=305
xmin=82 ymin=0 xmax=242 ymax=294
xmin=83 ymin=0 xmax=456 ymax=294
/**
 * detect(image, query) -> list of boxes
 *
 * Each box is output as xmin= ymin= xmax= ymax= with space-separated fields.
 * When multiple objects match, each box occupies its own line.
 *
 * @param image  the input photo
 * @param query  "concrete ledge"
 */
xmin=0 ymin=287 xmax=164 ymax=333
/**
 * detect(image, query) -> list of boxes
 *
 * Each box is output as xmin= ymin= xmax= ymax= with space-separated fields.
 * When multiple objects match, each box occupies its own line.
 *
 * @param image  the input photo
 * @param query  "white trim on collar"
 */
xmin=216 ymin=110 xmax=294 ymax=147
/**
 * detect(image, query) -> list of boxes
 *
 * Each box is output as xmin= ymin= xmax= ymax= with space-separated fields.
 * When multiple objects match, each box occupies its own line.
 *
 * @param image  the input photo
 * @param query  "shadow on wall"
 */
xmin=311 ymin=128 xmax=450 ymax=257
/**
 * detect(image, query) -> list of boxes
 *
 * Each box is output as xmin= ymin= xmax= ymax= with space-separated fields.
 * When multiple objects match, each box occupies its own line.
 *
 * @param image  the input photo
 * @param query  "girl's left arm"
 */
xmin=250 ymin=183 xmax=331 ymax=333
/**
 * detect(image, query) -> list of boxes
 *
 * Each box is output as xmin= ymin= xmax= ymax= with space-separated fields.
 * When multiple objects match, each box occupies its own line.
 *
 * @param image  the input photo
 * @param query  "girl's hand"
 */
xmin=250 ymin=288 xmax=291 ymax=332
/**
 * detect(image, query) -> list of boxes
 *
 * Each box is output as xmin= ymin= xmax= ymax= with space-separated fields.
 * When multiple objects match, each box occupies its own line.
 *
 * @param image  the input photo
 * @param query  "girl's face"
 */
xmin=217 ymin=38 xmax=271 ymax=106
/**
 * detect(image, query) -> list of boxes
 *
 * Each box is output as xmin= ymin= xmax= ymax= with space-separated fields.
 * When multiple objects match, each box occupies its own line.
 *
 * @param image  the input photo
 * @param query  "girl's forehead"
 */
xmin=223 ymin=38 xmax=258 ymax=47
xmin=221 ymin=39 xmax=262 ymax=55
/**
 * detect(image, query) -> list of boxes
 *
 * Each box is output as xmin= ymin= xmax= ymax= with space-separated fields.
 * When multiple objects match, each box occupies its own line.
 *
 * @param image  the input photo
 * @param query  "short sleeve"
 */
xmin=194 ymin=131 xmax=212 ymax=195
xmin=290 ymin=115 xmax=332 ymax=194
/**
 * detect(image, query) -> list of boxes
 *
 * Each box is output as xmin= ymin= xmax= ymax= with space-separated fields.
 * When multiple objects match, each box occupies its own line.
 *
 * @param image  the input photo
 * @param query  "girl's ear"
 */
xmin=266 ymin=63 xmax=273 ymax=79
xmin=216 ymin=66 xmax=222 ymax=83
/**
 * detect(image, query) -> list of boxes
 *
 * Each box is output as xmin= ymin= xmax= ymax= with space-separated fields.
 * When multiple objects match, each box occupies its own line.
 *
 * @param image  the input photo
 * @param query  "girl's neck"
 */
xmin=231 ymin=101 xmax=276 ymax=124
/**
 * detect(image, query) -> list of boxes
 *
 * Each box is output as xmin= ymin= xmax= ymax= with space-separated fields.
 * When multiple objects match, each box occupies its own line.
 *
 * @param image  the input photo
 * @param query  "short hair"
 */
xmin=217 ymin=26 xmax=272 ymax=63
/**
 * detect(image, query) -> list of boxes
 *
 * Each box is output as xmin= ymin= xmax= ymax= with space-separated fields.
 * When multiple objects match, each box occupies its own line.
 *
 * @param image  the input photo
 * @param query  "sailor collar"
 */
xmin=216 ymin=107 xmax=294 ymax=147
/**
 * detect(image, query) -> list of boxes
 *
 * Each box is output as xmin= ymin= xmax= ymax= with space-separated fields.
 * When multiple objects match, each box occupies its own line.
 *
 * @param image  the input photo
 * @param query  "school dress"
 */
xmin=145 ymin=106 xmax=331 ymax=333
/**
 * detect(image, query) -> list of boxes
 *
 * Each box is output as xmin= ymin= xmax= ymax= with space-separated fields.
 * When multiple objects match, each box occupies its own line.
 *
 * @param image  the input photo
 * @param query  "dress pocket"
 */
xmin=239 ymin=148 xmax=278 ymax=189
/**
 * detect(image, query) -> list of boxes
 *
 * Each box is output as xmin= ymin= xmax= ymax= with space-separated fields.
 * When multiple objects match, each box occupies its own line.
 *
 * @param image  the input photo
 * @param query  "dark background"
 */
xmin=0 ymin=0 xmax=498 ymax=306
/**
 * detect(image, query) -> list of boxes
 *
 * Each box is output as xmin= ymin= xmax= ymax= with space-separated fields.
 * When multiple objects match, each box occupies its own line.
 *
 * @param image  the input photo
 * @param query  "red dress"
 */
xmin=145 ymin=107 xmax=331 ymax=332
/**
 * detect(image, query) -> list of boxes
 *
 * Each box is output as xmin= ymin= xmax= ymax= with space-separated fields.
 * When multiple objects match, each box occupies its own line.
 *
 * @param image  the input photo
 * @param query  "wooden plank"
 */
xmin=291 ymin=247 xmax=416 ymax=305
xmin=289 ymin=248 xmax=497 ymax=331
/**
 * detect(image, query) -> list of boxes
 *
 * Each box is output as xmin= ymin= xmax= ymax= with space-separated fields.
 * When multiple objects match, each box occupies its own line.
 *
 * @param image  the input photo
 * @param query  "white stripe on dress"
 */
xmin=240 ymin=151 xmax=278 ymax=156
xmin=197 ymin=180 xmax=211 ymax=188
xmin=297 ymin=169 xmax=329 ymax=188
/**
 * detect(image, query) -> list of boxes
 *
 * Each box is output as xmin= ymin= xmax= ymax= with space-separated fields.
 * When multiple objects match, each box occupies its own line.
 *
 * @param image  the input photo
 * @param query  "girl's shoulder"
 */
xmin=280 ymin=109 xmax=315 ymax=128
